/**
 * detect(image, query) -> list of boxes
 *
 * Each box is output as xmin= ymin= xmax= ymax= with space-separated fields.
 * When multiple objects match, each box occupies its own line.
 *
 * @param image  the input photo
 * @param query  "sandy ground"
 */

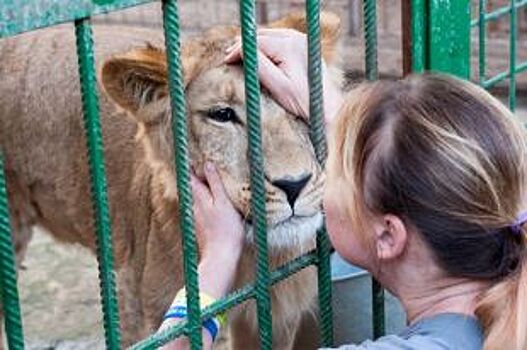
xmin=19 ymin=229 xmax=104 ymax=349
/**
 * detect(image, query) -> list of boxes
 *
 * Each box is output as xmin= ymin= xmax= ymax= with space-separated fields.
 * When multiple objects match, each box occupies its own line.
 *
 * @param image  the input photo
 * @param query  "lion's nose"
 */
xmin=272 ymin=174 xmax=312 ymax=209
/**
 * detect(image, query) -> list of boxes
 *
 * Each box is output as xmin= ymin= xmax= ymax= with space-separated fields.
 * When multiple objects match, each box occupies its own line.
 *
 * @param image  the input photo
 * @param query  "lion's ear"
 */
xmin=101 ymin=47 xmax=168 ymax=113
xmin=268 ymin=11 xmax=341 ymax=63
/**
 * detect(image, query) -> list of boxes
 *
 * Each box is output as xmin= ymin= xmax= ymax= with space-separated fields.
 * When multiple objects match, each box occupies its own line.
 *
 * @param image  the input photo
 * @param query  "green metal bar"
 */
xmin=364 ymin=0 xmax=378 ymax=80
xmin=131 ymin=252 xmax=318 ymax=349
xmin=306 ymin=0 xmax=328 ymax=164
xmin=74 ymin=18 xmax=121 ymax=350
xmin=0 ymin=153 xmax=25 ymax=350
xmin=363 ymin=0 xmax=385 ymax=339
xmin=162 ymin=0 xmax=202 ymax=349
xmin=411 ymin=0 xmax=426 ymax=73
xmin=239 ymin=0 xmax=272 ymax=349
xmin=509 ymin=0 xmax=517 ymax=111
xmin=428 ymin=0 xmax=471 ymax=78
xmin=0 ymin=0 xmax=155 ymax=38
xmin=305 ymin=0 xmax=333 ymax=346
xmin=471 ymin=0 xmax=527 ymax=27
xmin=482 ymin=60 xmax=527 ymax=89
xmin=479 ymin=0 xmax=486 ymax=85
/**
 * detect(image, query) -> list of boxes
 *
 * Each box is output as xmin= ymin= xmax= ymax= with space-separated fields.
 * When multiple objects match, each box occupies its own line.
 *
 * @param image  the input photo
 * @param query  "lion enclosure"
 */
xmin=1 ymin=1 xmax=527 ymax=350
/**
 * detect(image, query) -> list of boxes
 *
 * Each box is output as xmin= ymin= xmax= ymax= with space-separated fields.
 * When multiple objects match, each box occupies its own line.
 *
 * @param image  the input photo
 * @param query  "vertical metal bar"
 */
xmin=411 ymin=0 xmax=427 ymax=72
xmin=306 ymin=0 xmax=327 ymax=165
xmin=362 ymin=0 xmax=385 ymax=340
xmin=509 ymin=0 xmax=517 ymax=111
xmin=74 ymin=18 xmax=121 ymax=350
xmin=479 ymin=0 xmax=487 ymax=85
xmin=239 ymin=0 xmax=272 ymax=349
xmin=305 ymin=0 xmax=333 ymax=346
xmin=364 ymin=0 xmax=378 ymax=80
xmin=162 ymin=1 xmax=202 ymax=349
xmin=0 ymin=153 xmax=24 ymax=350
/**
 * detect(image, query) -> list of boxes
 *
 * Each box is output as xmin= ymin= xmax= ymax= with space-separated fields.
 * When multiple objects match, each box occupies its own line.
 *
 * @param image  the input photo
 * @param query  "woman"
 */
xmin=159 ymin=30 xmax=527 ymax=350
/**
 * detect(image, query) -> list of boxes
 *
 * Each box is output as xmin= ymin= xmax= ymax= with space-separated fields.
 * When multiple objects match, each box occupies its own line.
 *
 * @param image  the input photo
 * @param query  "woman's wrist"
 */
xmin=198 ymin=244 xmax=242 ymax=299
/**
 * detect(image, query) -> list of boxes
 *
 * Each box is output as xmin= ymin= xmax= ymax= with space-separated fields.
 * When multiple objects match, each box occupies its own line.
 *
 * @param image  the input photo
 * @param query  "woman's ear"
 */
xmin=375 ymin=214 xmax=408 ymax=261
xmin=100 ymin=46 xmax=168 ymax=114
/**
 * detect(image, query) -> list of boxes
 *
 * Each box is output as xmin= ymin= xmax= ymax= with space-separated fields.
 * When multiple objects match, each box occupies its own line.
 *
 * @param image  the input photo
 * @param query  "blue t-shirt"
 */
xmin=322 ymin=313 xmax=483 ymax=350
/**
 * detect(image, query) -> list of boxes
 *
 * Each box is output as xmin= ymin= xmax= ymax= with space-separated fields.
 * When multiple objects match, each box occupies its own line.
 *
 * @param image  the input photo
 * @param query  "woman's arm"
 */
xmin=158 ymin=163 xmax=244 ymax=350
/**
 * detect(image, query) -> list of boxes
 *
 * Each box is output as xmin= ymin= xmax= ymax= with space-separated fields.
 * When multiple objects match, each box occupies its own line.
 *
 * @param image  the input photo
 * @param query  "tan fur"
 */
xmin=0 ymin=12 xmax=341 ymax=348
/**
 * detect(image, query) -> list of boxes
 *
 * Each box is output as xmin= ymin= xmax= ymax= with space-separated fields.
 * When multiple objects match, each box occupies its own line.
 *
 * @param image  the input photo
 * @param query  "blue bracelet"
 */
xmin=163 ymin=306 xmax=187 ymax=320
xmin=202 ymin=318 xmax=219 ymax=341
xmin=163 ymin=305 xmax=220 ymax=341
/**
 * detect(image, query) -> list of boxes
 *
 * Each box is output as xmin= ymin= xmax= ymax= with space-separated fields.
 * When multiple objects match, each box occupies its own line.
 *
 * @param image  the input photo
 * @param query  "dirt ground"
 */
xmin=19 ymin=229 xmax=104 ymax=349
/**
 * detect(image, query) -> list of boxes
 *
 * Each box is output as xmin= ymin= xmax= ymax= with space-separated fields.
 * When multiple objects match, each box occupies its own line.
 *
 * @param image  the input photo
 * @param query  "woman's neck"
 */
xmin=395 ymin=277 xmax=488 ymax=324
xmin=375 ymin=238 xmax=489 ymax=324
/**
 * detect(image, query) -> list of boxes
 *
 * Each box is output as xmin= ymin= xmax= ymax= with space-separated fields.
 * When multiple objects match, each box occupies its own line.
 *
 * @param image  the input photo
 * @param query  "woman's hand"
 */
xmin=224 ymin=28 xmax=343 ymax=124
xmin=157 ymin=163 xmax=243 ymax=350
xmin=191 ymin=162 xmax=244 ymax=298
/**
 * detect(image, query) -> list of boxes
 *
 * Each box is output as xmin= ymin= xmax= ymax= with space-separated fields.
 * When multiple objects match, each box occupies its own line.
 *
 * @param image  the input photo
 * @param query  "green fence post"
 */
xmin=305 ymin=0 xmax=333 ymax=346
xmin=162 ymin=0 xmax=203 ymax=348
xmin=74 ymin=18 xmax=121 ymax=350
xmin=428 ymin=0 xmax=471 ymax=78
xmin=0 ymin=153 xmax=25 ymax=350
xmin=411 ymin=0 xmax=470 ymax=78
xmin=239 ymin=0 xmax=273 ymax=348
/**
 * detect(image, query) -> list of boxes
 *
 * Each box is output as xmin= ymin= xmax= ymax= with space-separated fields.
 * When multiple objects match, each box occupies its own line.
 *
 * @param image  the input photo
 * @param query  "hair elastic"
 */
xmin=510 ymin=211 xmax=527 ymax=235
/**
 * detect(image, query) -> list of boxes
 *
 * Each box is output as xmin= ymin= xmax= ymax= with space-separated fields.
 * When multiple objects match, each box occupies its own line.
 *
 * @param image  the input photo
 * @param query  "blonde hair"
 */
xmin=327 ymin=73 xmax=527 ymax=350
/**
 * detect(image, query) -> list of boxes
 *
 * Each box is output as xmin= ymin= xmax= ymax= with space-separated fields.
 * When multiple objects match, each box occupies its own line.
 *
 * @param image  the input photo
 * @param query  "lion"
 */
xmin=0 ymin=11 xmax=341 ymax=349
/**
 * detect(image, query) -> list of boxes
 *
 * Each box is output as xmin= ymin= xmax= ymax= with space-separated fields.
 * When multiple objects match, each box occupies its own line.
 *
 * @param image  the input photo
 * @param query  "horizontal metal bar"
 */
xmin=130 ymin=252 xmax=318 ymax=349
xmin=470 ymin=0 xmax=527 ymax=27
xmin=482 ymin=60 xmax=527 ymax=89
xmin=0 ymin=0 xmax=156 ymax=38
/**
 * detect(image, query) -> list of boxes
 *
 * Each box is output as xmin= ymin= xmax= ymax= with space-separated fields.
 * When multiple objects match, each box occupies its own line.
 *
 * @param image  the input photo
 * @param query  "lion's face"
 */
xmin=186 ymin=64 xmax=324 ymax=248
xmin=101 ymin=12 xmax=340 ymax=251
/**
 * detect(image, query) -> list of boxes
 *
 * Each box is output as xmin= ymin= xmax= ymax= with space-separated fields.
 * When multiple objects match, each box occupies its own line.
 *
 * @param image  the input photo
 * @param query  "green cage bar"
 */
xmin=239 ymin=0 xmax=273 ymax=348
xmin=363 ymin=0 xmax=385 ymax=340
xmin=162 ymin=0 xmax=203 ymax=349
xmin=474 ymin=1 xmax=527 ymax=106
xmin=471 ymin=0 xmax=527 ymax=26
xmin=74 ymin=18 xmax=122 ymax=350
xmin=305 ymin=0 xmax=334 ymax=346
xmin=0 ymin=153 xmax=25 ymax=350
xmin=0 ymin=0 xmax=155 ymax=38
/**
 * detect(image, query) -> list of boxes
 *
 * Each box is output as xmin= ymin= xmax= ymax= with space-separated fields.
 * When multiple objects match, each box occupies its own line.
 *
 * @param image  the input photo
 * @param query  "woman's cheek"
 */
xmin=324 ymin=194 xmax=371 ymax=269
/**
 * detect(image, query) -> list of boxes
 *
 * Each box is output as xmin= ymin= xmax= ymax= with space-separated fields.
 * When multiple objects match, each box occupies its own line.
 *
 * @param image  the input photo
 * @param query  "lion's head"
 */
xmin=100 ymin=12 xmax=341 ymax=251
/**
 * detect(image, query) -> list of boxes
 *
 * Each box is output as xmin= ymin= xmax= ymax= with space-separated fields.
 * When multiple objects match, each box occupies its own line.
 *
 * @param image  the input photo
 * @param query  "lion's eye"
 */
xmin=207 ymin=107 xmax=239 ymax=123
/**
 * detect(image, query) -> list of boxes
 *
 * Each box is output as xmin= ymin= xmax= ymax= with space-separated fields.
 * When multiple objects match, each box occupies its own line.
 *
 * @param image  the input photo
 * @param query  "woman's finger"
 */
xmin=203 ymin=162 xmax=230 ymax=204
xmin=224 ymin=41 xmax=243 ymax=63
xmin=191 ymin=173 xmax=212 ymax=207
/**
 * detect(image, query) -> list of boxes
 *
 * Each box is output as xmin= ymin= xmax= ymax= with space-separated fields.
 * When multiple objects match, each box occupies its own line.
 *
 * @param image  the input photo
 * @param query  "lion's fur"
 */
xmin=0 ymin=12 xmax=341 ymax=348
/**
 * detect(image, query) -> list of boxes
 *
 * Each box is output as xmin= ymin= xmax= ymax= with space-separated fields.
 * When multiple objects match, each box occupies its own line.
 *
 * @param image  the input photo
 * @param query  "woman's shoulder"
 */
xmin=321 ymin=313 xmax=483 ymax=350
